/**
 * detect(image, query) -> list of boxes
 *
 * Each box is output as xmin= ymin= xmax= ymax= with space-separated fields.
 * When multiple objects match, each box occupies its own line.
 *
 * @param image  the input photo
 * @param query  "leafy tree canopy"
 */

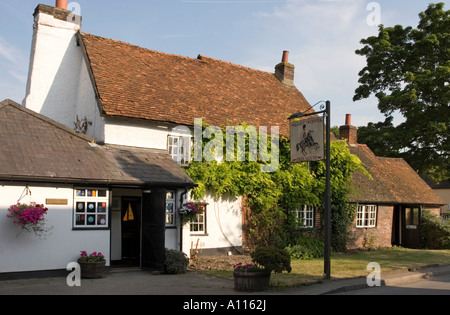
xmin=354 ymin=2 xmax=449 ymax=183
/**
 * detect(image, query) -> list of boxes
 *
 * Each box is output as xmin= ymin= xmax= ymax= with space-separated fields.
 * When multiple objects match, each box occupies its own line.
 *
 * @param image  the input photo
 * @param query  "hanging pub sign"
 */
xmin=290 ymin=116 xmax=324 ymax=163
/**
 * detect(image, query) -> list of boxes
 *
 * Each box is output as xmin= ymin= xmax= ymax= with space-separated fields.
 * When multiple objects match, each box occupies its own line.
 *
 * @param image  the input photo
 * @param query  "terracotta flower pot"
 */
xmin=233 ymin=271 xmax=271 ymax=292
xmin=78 ymin=260 xmax=106 ymax=279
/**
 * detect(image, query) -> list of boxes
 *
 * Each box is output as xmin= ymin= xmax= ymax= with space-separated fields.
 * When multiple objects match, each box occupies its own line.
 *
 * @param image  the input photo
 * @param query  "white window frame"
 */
xmin=73 ymin=188 xmax=109 ymax=229
xmin=356 ymin=204 xmax=377 ymax=228
xmin=165 ymin=191 xmax=176 ymax=227
xmin=190 ymin=206 xmax=206 ymax=235
xmin=294 ymin=205 xmax=314 ymax=228
xmin=168 ymin=135 xmax=191 ymax=166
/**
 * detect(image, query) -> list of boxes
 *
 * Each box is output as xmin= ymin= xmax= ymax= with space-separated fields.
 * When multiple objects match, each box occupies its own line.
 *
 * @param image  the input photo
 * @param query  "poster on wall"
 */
xmin=290 ymin=116 xmax=324 ymax=163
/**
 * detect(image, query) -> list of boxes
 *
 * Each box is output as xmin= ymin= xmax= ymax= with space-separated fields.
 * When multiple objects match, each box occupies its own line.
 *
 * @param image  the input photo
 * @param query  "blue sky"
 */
xmin=0 ymin=0 xmax=439 ymax=127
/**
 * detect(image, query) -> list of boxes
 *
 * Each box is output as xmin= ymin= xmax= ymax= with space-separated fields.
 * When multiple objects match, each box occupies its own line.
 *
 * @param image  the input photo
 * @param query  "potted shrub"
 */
xmin=233 ymin=262 xmax=271 ymax=292
xmin=6 ymin=202 xmax=53 ymax=239
xmin=233 ymin=246 xmax=291 ymax=292
xmin=78 ymin=251 xmax=106 ymax=279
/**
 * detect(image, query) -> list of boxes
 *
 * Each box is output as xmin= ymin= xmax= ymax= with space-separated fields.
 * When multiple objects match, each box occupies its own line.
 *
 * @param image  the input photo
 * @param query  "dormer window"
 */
xmin=168 ymin=135 xmax=191 ymax=166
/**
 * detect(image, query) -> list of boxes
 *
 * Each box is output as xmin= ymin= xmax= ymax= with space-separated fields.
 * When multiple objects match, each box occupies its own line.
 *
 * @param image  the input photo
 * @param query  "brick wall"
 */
xmin=348 ymin=205 xmax=394 ymax=250
xmin=423 ymin=207 xmax=441 ymax=216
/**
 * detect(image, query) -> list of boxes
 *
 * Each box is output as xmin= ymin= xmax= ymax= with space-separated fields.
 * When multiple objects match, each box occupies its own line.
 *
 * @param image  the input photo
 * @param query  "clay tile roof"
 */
xmin=0 ymin=99 xmax=195 ymax=187
xmin=80 ymin=32 xmax=311 ymax=137
xmin=348 ymin=143 xmax=444 ymax=206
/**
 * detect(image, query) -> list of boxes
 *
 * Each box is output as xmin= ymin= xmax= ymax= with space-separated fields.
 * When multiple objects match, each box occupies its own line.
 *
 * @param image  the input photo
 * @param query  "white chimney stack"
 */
xmin=23 ymin=4 xmax=82 ymax=127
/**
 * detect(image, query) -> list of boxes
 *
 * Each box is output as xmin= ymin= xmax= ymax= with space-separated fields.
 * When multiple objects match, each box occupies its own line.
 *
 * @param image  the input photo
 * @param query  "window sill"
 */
xmin=190 ymin=233 xmax=208 ymax=237
xmin=72 ymin=227 xmax=110 ymax=231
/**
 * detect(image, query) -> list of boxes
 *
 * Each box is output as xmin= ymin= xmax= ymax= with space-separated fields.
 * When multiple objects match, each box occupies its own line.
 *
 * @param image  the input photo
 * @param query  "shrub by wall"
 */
xmin=421 ymin=211 xmax=450 ymax=249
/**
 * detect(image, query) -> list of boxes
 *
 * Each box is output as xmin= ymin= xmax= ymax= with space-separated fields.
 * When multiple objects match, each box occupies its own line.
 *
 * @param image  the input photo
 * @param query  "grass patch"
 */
xmin=203 ymin=247 xmax=450 ymax=289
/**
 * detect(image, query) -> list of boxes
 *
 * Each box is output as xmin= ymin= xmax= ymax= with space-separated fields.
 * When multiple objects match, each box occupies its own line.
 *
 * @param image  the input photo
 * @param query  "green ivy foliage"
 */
xmin=184 ymin=123 xmax=368 ymax=251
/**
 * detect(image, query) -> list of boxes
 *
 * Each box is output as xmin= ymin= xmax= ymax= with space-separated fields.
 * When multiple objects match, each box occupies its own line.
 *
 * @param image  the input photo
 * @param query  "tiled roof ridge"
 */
xmin=81 ymin=32 xmax=204 ymax=64
xmin=0 ymin=99 xmax=96 ymax=143
xmin=197 ymin=54 xmax=274 ymax=75
xmin=81 ymin=32 xmax=276 ymax=77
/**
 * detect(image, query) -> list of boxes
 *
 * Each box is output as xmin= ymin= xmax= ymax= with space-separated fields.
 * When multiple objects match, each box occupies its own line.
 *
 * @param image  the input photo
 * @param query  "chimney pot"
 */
xmin=340 ymin=114 xmax=358 ymax=145
xmin=56 ymin=0 xmax=68 ymax=9
xmin=345 ymin=114 xmax=352 ymax=126
xmin=282 ymin=50 xmax=289 ymax=63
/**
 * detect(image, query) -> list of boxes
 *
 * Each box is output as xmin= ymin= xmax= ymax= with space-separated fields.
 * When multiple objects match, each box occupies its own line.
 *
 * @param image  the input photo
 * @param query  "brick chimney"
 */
xmin=339 ymin=114 xmax=358 ymax=145
xmin=275 ymin=51 xmax=295 ymax=87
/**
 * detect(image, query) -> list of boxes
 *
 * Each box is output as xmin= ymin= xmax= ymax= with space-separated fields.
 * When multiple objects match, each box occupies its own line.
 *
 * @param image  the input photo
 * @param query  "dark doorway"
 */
xmin=121 ymin=197 xmax=141 ymax=266
xmin=392 ymin=205 xmax=421 ymax=249
xmin=392 ymin=205 xmax=401 ymax=246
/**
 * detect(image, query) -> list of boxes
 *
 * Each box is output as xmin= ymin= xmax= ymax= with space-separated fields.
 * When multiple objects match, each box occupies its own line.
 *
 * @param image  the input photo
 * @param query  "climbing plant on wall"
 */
xmin=184 ymin=122 xmax=368 ymax=251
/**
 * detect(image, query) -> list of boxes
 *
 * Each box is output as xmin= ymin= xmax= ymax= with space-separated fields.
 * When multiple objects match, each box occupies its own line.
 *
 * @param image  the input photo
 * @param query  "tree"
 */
xmin=354 ymin=3 xmax=449 ymax=183
xmin=357 ymin=116 xmax=403 ymax=158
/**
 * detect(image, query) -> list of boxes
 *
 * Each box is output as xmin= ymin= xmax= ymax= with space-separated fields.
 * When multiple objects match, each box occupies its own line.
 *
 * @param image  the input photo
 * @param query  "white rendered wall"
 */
xmin=183 ymin=194 xmax=242 ymax=257
xmin=104 ymin=117 xmax=191 ymax=149
xmin=75 ymin=57 xmax=105 ymax=142
xmin=0 ymin=184 xmax=110 ymax=274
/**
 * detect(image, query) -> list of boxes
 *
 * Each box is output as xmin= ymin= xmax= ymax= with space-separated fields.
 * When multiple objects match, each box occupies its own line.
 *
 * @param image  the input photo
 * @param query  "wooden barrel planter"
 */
xmin=233 ymin=271 xmax=271 ymax=292
xmin=78 ymin=260 xmax=106 ymax=279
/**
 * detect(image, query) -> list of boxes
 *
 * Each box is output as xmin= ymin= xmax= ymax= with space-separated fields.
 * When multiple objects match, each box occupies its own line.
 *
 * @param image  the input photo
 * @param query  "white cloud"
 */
xmin=0 ymin=36 xmax=28 ymax=101
xmin=248 ymin=0 xmax=381 ymax=126
xmin=0 ymin=37 xmax=20 ymax=63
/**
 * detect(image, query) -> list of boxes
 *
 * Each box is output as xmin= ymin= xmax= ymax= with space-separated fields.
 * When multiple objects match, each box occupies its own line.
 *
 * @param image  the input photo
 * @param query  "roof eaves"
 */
xmin=0 ymin=174 xmax=197 ymax=188
xmin=77 ymin=32 xmax=107 ymax=116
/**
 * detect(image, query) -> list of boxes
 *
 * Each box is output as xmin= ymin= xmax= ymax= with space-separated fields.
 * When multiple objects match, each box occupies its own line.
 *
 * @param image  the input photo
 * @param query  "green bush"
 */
xmin=421 ymin=211 xmax=450 ymax=249
xmin=164 ymin=249 xmax=189 ymax=274
xmin=251 ymin=246 xmax=292 ymax=273
xmin=285 ymin=237 xmax=324 ymax=260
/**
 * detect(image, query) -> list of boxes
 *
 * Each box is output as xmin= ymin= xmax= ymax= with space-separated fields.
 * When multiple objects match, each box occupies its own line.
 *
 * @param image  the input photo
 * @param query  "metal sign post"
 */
xmin=289 ymin=100 xmax=331 ymax=280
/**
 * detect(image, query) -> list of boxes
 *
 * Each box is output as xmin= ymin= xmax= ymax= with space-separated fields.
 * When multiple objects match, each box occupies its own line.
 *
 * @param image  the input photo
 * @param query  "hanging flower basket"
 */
xmin=177 ymin=201 xmax=208 ymax=226
xmin=78 ymin=251 xmax=106 ymax=279
xmin=6 ymin=202 xmax=52 ymax=239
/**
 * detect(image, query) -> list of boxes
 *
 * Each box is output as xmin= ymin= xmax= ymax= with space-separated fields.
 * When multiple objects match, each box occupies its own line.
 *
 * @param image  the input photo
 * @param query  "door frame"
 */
xmin=393 ymin=205 xmax=422 ymax=249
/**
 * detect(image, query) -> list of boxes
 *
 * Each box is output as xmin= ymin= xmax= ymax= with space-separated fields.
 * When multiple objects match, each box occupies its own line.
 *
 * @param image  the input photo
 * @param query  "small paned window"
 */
xmin=168 ymin=136 xmax=191 ymax=166
xmin=356 ymin=205 xmax=377 ymax=228
xmin=74 ymin=188 xmax=109 ymax=228
xmin=190 ymin=206 xmax=206 ymax=235
xmin=293 ymin=205 xmax=314 ymax=228
xmin=165 ymin=191 xmax=176 ymax=226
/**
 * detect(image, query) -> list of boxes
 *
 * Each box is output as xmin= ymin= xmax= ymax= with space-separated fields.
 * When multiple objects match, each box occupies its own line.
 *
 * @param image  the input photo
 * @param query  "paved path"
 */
xmin=1 ymin=264 xmax=449 ymax=295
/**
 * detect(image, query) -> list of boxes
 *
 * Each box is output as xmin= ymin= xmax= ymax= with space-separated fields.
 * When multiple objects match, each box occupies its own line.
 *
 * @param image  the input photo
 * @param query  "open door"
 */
xmin=141 ymin=189 xmax=166 ymax=271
